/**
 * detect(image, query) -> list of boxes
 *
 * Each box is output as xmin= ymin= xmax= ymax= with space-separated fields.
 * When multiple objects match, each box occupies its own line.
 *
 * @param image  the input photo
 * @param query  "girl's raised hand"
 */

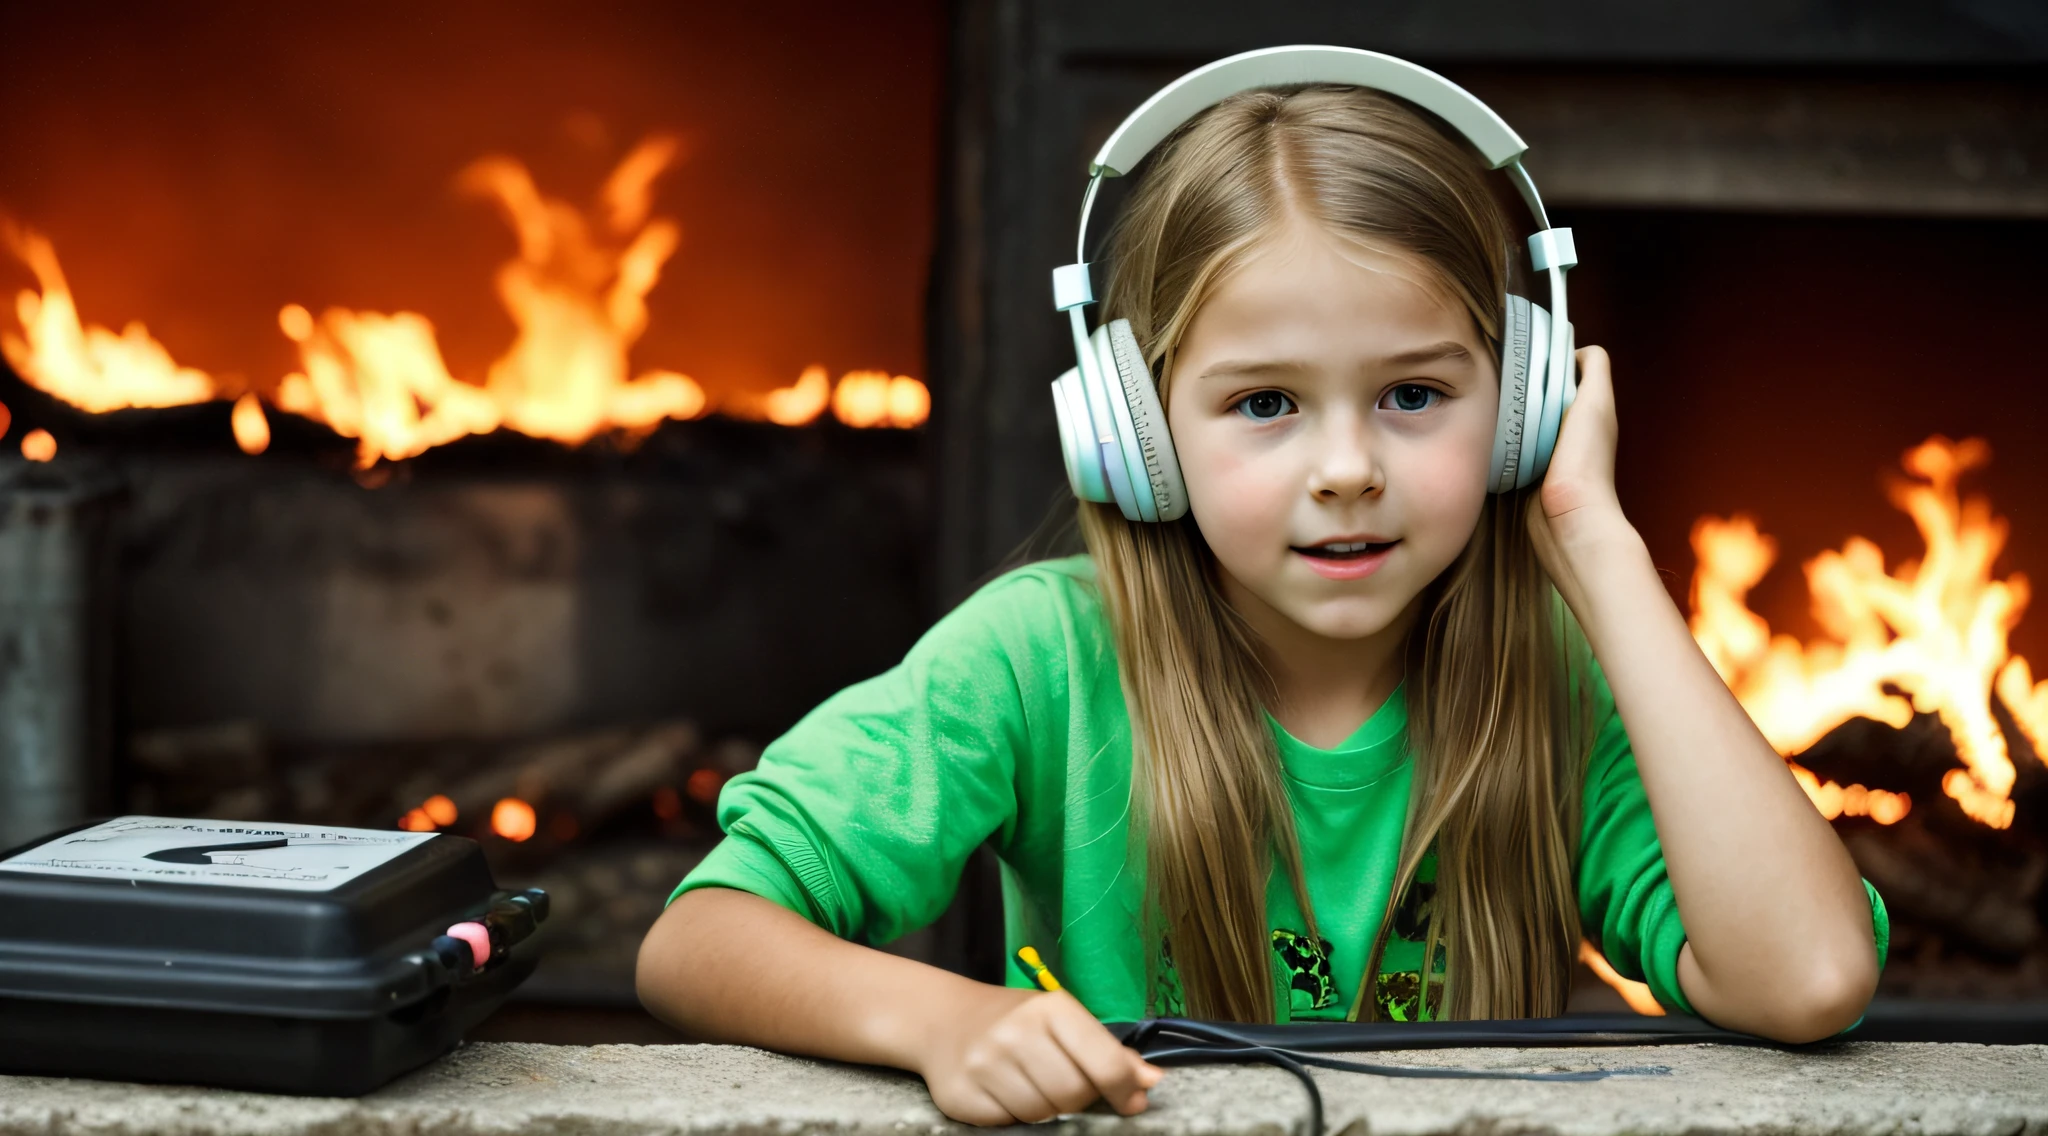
xmin=916 ymin=983 xmax=1164 ymax=1126
xmin=1533 ymin=345 xmax=1621 ymax=527
xmin=1526 ymin=345 xmax=1634 ymax=606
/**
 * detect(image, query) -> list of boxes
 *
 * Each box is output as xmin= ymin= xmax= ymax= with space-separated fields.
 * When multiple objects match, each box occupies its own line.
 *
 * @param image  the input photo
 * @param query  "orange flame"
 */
xmin=1689 ymin=436 xmax=2044 ymax=829
xmin=0 ymin=222 xmax=214 ymax=413
xmin=397 ymin=792 xmax=459 ymax=832
xmin=1578 ymin=939 xmax=1664 ymax=1016
xmin=1 ymin=137 xmax=925 ymax=462
xmin=20 ymin=428 xmax=55 ymax=462
xmin=231 ymin=392 xmax=270 ymax=455
xmin=723 ymin=363 xmax=833 ymax=426
xmin=422 ymin=794 xmax=458 ymax=827
xmin=491 ymin=797 xmax=537 ymax=842
xmin=831 ymin=370 xmax=930 ymax=429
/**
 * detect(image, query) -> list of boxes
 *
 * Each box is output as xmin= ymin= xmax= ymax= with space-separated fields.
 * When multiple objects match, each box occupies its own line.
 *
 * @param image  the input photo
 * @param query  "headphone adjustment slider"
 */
xmin=1052 ymin=262 xmax=1095 ymax=311
xmin=1528 ymin=228 xmax=1577 ymax=272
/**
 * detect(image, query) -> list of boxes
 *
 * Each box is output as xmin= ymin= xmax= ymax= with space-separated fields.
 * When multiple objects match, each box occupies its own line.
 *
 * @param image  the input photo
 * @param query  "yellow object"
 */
xmin=1015 ymin=945 xmax=1063 ymax=992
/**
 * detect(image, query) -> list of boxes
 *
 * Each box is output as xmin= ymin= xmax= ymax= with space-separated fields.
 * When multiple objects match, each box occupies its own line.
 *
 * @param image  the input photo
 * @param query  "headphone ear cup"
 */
xmin=1488 ymin=295 xmax=1534 ymax=494
xmin=1050 ymin=366 xmax=1111 ymax=504
xmin=1105 ymin=319 xmax=1188 ymax=522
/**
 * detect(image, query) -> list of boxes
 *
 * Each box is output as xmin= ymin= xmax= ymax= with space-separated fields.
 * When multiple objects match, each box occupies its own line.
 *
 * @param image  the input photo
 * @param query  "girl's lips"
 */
xmin=1295 ymin=541 xmax=1398 ymax=580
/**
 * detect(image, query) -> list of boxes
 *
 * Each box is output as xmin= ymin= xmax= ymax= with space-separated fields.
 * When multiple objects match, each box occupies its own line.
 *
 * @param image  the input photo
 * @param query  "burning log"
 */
xmin=395 ymin=721 xmax=703 ymax=852
xmin=1843 ymin=821 xmax=2043 ymax=958
xmin=1689 ymin=437 xmax=2048 ymax=829
xmin=576 ymin=723 xmax=701 ymax=822
xmin=430 ymin=728 xmax=638 ymax=826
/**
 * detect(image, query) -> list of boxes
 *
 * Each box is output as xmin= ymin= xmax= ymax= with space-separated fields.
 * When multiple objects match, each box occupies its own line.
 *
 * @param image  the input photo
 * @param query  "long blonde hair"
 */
xmin=1080 ymin=85 xmax=1591 ymax=1022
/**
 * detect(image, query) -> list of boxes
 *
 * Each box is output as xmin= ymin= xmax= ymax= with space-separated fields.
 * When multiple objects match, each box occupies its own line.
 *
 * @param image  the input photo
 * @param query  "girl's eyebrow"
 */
xmin=1194 ymin=358 xmax=1313 ymax=380
xmin=1380 ymin=341 xmax=1471 ymax=365
xmin=1196 ymin=342 xmax=1473 ymax=381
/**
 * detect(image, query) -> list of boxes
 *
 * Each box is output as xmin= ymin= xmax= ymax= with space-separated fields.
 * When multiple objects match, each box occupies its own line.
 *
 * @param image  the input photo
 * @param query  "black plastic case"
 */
xmin=0 ymin=816 xmax=546 ymax=1095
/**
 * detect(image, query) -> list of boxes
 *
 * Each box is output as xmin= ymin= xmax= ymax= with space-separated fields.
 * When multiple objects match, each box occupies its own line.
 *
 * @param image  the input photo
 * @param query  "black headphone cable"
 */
xmin=1121 ymin=1018 xmax=1613 ymax=1136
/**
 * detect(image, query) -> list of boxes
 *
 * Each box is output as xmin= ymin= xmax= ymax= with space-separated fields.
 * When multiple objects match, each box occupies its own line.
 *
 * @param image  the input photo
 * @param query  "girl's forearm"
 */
xmin=1551 ymin=515 xmax=1877 ymax=1040
xmin=636 ymin=885 xmax=993 ymax=1070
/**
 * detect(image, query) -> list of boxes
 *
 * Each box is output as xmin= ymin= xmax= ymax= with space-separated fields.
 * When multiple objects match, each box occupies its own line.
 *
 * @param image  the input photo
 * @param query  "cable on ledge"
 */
xmin=1121 ymin=1018 xmax=1618 ymax=1136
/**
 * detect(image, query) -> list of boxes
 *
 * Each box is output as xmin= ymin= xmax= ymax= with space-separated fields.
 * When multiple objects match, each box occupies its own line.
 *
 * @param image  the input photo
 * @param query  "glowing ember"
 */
xmin=652 ymin=785 xmax=683 ymax=820
xmin=19 ymin=428 xmax=54 ymax=462
xmin=1689 ymin=436 xmax=2045 ymax=829
xmin=397 ymin=808 xmax=435 ymax=832
xmin=231 ymin=392 xmax=270 ymax=455
xmin=491 ymin=797 xmax=537 ymax=842
xmin=831 ymin=370 xmax=930 ymax=429
xmin=0 ymin=399 xmax=11 ymax=438
xmin=422 ymin=794 xmax=458 ymax=827
xmin=727 ymin=363 xmax=834 ymax=427
xmin=1578 ymin=939 xmax=1664 ymax=1016
xmin=685 ymin=767 xmax=724 ymax=805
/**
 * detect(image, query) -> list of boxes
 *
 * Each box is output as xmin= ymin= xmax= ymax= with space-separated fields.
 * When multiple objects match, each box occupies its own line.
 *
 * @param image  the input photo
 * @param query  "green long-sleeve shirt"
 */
xmin=674 ymin=555 xmax=1887 ymax=1022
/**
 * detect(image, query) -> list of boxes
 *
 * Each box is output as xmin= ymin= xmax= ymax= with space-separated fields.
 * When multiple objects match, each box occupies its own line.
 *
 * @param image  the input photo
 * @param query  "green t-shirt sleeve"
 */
xmin=669 ymin=568 xmax=1059 ymax=946
xmin=1574 ymin=651 xmax=1892 ymax=1018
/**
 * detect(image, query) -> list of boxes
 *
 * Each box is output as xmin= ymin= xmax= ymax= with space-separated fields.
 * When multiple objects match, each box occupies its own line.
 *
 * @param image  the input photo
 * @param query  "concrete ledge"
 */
xmin=1 ymin=1041 xmax=2043 ymax=1136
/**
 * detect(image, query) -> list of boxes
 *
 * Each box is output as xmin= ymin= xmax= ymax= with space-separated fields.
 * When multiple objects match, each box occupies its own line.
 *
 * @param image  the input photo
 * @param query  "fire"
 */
xmin=397 ymin=792 xmax=460 ymax=832
xmin=491 ymin=797 xmax=537 ymax=842
xmin=0 ymin=137 xmax=927 ymax=463
xmin=20 ymin=428 xmax=55 ymax=462
xmin=231 ymin=393 xmax=270 ymax=455
xmin=0 ymin=222 xmax=214 ymax=413
xmin=1689 ymin=436 xmax=2045 ymax=829
xmin=1577 ymin=939 xmax=1663 ymax=1016
xmin=685 ymin=767 xmax=724 ymax=804
xmin=831 ymin=369 xmax=931 ymax=429
xmin=422 ymin=794 xmax=458 ymax=826
xmin=731 ymin=363 xmax=832 ymax=427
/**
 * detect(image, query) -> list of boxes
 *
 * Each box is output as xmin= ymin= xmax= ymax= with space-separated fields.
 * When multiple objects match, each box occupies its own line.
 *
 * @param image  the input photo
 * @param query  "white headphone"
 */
xmin=1049 ymin=45 xmax=1580 ymax=523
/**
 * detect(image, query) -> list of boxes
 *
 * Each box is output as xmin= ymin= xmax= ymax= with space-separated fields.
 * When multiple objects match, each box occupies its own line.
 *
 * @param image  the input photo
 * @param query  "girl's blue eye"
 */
xmin=1235 ymin=391 xmax=1295 ymax=421
xmin=1383 ymin=384 xmax=1440 ymax=413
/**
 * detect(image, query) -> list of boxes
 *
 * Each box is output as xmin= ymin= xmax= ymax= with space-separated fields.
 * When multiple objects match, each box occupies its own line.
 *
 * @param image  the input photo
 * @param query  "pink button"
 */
xmin=446 ymin=921 xmax=491 ymax=971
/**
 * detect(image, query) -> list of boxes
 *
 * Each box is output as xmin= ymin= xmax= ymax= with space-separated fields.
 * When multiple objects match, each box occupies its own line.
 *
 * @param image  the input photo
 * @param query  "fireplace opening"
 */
xmin=0 ymin=1 xmax=947 ymax=1030
xmin=1565 ymin=205 xmax=2048 ymax=1007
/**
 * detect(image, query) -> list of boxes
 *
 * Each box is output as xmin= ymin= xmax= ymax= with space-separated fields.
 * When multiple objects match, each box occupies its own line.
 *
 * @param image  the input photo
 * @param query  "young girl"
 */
xmin=638 ymin=72 xmax=1885 ymax=1126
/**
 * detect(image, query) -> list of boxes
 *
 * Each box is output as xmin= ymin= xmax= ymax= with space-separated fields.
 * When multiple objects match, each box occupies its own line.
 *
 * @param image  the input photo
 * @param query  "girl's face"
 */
xmin=1165 ymin=215 xmax=1498 ymax=644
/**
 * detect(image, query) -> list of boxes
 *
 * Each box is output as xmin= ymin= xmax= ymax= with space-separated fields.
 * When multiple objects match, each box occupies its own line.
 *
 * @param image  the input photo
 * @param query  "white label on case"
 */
xmin=0 ymin=816 xmax=436 ymax=892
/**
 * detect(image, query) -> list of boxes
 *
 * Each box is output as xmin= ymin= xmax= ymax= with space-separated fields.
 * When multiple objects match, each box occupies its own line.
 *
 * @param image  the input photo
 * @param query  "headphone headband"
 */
xmin=1091 ymin=45 xmax=1528 ymax=178
xmin=1066 ymin=45 xmax=1552 ymax=274
xmin=1050 ymin=45 xmax=1579 ymax=521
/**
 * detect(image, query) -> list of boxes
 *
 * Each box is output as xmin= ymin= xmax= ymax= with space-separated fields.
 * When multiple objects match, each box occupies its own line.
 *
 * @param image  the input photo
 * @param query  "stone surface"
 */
xmin=0 ymin=1041 xmax=2042 ymax=1136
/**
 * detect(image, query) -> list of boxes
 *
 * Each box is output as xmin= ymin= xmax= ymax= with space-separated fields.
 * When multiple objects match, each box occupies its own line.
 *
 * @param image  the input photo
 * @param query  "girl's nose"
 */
xmin=1307 ymin=414 xmax=1382 ymax=501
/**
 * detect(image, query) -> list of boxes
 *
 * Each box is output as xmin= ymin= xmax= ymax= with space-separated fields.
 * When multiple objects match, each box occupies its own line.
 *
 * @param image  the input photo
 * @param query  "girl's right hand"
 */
xmin=914 ymin=983 xmax=1165 ymax=1125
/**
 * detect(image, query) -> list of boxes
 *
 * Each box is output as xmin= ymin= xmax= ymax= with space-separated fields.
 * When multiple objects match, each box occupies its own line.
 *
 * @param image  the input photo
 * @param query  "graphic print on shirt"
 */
xmin=1373 ymin=851 xmax=1446 ymax=1022
xmin=1151 ymin=935 xmax=1186 ymax=1017
xmin=1147 ymin=850 xmax=1448 ymax=1021
xmin=1272 ymin=928 xmax=1338 ymax=1012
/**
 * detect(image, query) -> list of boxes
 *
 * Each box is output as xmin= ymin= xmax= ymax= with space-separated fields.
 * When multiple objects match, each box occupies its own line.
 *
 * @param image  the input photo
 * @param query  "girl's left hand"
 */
xmin=1525 ymin=346 xmax=1635 ymax=594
